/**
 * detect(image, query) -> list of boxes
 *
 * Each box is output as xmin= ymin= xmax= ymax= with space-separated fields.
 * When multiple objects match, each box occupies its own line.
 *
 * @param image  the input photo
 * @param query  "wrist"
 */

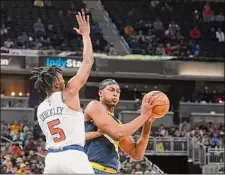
xmin=82 ymin=34 xmax=90 ymax=38
xmin=140 ymin=112 xmax=150 ymax=118
xmin=144 ymin=120 xmax=152 ymax=126
xmin=146 ymin=117 xmax=155 ymax=124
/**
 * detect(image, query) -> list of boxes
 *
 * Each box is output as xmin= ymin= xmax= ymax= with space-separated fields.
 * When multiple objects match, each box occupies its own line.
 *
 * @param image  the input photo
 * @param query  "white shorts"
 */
xmin=44 ymin=150 xmax=94 ymax=174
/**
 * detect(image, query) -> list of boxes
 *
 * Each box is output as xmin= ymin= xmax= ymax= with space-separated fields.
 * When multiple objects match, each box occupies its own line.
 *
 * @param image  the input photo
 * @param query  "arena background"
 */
xmin=0 ymin=0 xmax=224 ymax=174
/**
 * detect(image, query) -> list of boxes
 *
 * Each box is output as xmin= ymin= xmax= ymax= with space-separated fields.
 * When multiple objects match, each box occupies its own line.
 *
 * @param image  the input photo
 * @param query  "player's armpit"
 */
xmin=119 ymin=136 xmax=143 ymax=161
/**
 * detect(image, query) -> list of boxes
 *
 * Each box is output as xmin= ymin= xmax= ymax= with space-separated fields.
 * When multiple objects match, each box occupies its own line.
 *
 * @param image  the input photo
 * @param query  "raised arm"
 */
xmin=66 ymin=11 xmax=93 ymax=92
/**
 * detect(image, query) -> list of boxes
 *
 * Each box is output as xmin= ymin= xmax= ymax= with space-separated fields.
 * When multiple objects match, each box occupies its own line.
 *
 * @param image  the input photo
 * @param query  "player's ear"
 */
xmin=98 ymin=90 xmax=103 ymax=97
xmin=54 ymin=77 xmax=60 ymax=88
xmin=54 ymin=80 xmax=59 ymax=88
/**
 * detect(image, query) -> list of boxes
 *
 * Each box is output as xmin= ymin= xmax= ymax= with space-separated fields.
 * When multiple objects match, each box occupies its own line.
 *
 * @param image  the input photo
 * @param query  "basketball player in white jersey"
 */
xmin=30 ymin=11 xmax=95 ymax=173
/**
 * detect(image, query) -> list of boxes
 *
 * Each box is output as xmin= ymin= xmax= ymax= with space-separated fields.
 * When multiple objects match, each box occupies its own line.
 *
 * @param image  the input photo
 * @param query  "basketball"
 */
xmin=147 ymin=91 xmax=170 ymax=118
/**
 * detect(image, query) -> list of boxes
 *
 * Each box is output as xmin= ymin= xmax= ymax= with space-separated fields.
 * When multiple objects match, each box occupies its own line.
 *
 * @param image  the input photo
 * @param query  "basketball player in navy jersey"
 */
xmin=84 ymin=79 xmax=157 ymax=174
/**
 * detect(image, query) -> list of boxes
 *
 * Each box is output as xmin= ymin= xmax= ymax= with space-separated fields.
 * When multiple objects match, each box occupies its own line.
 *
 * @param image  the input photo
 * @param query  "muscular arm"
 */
xmin=84 ymin=100 xmax=151 ymax=141
xmin=119 ymin=118 xmax=155 ymax=160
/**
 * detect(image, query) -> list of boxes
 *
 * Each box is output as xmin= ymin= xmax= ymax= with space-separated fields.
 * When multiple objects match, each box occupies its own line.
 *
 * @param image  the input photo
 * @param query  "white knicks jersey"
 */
xmin=37 ymin=92 xmax=85 ymax=149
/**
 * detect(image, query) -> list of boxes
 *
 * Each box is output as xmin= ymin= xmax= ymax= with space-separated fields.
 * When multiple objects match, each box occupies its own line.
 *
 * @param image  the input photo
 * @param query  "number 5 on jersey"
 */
xmin=47 ymin=119 xmax=66 ymax=143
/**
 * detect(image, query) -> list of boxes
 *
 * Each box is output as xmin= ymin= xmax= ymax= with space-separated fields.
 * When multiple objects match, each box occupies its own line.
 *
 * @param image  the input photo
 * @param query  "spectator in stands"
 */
xmin=34 ymin=0 xmax=44 ymax=8
xmin=168 ymin=21 xmax=180 ymax=36
xmin=13 ymin=134 xmax=23 ymax=147
xmin=124 ymin=25 xmax=135 ymax=36
xmin=45 ymin=0 xmax=53 ymax=8
xmin=158 ymin=124 xmax=168 ymax=137
xmin=93 ymin=39 xmax=103 ymax=53
xmin=208 ymin=26 xmax=217 ymax=41
xmin=179 ymin=120 xmax=190 ymax=134
xmin=193 ymin=10 xmax=201 ymax=25
xmin=33 ymin=18 xmax=46 ymax=37
xmin=91 ymin=23 xmax=103 ymax=37
xmin=1 ymin=24 xmax=8 ymax=36
xmin=108 ymin=44 xmax=117 ymax=55
xmin=1 ymin=5 xmax=7 ymax=19
xmin=216 ymin=28 xmax=224 ymax=42
xmin=68 ymin=2 xmax=76 ymax=16
xmin=58 ymin=9 xmax=65 ymax=21
xmin=6 ymin=15 xmax=12 ymax=27
xmin=17 ymin=163 xmax=27 ymax=174
xmin=211 ymin=133 xmax=220 ymax=146
xmin=190 ymin=27 xmax=201 ymax=40
xmin=128 ymin=8 xmax=137 ymax=17
xmin=4 ymin=38 xmax=14 ymax=48
xmin=215 ymin=12 xmax=224 ymax=22
xmin=10 ymin=121 xmax=20 ymax=136
xmin=153 ymin=18 xmax=164 ymax=31
xmin=9 ymin=143 xmax=22 ymax=157
xmin=191 ymin=44 xmax=201 ymax=56
xmin=47 ymin=22 xmax=55 ymax=34
xmin=202 ymin=3 xmax=213 ymax=23
xmin=161 ymin=2 xmax=173 ymax=14
xmin=33 ymin=38 xmax=43 ymax=49
xmin=150 ymin=0 xmax=159 ymax=8
xmin=165 ymin=43 xmax=178 ymax=56
xmin=17 ymin=32 xmax=29 ymax=46
xmin=6 ymin=160 xmax=15 ymax=174
xmin=155 ymin=44 xmax=165 ymax=55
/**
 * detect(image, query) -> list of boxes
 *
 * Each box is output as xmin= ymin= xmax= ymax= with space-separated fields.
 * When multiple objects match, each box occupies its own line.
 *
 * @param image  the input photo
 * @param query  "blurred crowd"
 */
xmin=0 ymin=0 xmax=113 ymax=54
xmin=105 ymin=0 xmax=224 ymax=57
xmin=1 ymin=1 xmax=224 ymax=57
xmin=123 ymin=2 xmax=224 ymax=57
xmin=1 ymin=119 xmax=224 ymax=174
xmin=151 ymin=121 xmax=224 ymax=150
xmin=1 ymin=121 xmax=45 ymax=174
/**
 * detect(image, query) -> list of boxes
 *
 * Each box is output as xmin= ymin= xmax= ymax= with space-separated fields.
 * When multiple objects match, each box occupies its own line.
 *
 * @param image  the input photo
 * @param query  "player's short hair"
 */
xmin=99 ymin=79 xmax=119 ymax=90
xmin=30 ymin=66 xmax=62 ymax=94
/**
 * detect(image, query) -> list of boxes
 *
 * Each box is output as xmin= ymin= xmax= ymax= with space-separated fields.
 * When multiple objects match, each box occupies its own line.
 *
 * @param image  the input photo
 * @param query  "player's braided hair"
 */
xmin=30 ymin=66 xmax=62 ymax=94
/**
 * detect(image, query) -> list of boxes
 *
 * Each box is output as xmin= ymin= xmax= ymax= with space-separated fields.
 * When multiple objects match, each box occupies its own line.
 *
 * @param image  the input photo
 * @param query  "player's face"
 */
xmin=100 ymin=84 xmax=120 ymax=107
xmin=55 ymin=73 xmax=65 ymax=91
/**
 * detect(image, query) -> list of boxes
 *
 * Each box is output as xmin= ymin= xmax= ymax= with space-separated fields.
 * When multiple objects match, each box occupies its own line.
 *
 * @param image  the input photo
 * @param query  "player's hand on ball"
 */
xmin=73 ymin=10 xmax=90 ymax=36
xmin=140 ymin=94 xmax=158 ymax=117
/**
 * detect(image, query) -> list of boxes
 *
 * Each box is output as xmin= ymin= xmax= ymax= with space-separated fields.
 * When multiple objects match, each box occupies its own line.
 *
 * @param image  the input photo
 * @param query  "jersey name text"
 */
xmin=39 ymin=107 xmax=63 ymax=121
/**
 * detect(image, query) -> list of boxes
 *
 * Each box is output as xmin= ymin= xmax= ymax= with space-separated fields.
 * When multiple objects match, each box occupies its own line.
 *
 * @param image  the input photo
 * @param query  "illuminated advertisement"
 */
xmin=0 ymin=56 xmax=25 ymax=68
xmin=40 ymin=57 xmax=82 ymax=69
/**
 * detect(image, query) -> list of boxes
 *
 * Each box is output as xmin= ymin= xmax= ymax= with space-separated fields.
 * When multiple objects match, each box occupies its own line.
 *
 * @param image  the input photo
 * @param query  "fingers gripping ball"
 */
xmin=147 ymin=91 xmax=170 ymax=118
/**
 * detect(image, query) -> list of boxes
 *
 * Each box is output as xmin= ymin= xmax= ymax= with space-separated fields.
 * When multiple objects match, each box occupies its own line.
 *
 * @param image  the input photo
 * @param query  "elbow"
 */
xmin=111 ymin=132 xmax=123 ymax=141
xmin=108 ymin=130 xmax=125 ymax=141
xmin=134 ymin=155 xmax=144 ymax=161
xmin=112 ymin=126 xmax=127 ymax=141
xmin=131 ymin=154 xmax=144 ymax=161
xmin=102 ymin=126 xmax=125 ymax=141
